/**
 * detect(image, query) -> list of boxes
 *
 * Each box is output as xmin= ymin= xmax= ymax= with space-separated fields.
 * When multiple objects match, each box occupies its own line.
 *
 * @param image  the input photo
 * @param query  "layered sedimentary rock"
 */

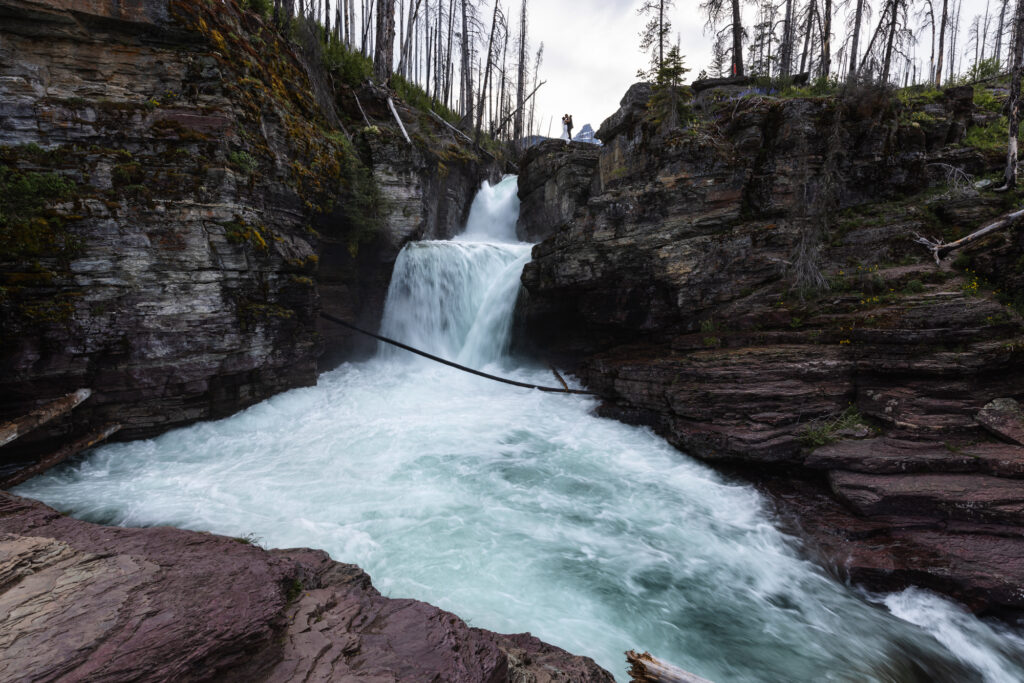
xmin=0 ymin=0 xmax=494 ymax=458
xmin=516 ymin=139 xmax=600 ymax=242
xmin=519 ymin=83 xmax=1024 ymax=614
xmin=0 ymin=492 xmax=613 ymax=682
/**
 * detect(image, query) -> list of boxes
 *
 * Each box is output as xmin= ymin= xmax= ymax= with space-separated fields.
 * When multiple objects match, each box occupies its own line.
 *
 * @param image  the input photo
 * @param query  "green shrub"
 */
xmin=228 ymin=150 xmax=258 ymax=175
xmin=0 ymin=165 xmax=75 ymax=228
xmin=903 ymin=279 xmax=925 ymax=294
xmin=801 ymin=405 xmax=868 ymax=447
xmin=391 ymin=74 xmax=460 ymax=124
xmin=974 ymin=87 xmax=1004 ymax=114
xmin=964 ymin=116 xmax=1012 ymax=153
xmin=240 ymin=0 xmax=272 ymax=18
xmin=323 ymin=41 xmax=373 ymax=88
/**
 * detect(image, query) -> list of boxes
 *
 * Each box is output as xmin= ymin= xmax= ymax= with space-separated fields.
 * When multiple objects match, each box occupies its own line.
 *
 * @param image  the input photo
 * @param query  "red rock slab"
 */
xmin=762 ymin=478 xmax=1024 ymax=614
xmin=830 ymin=471 xmax=1024 ymax=526
xmin=978 ymin=398 xmax=1024 ymax=446
xmin=806 ymin=438 xmax=979 ymax=474
xmin=964 ymin=442 xmax=1024 ymax=478
xmin=0 ymin=493 xmax=614 ymax=682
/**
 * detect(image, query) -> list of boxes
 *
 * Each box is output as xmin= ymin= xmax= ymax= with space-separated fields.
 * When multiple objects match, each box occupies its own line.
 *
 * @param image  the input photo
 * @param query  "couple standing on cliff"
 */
xmin=562 ymin=113 xmax=574 ymax=143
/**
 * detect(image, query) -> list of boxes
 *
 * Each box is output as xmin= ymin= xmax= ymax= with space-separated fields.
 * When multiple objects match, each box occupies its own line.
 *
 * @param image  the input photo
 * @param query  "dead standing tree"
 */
xmin=701 ymin=0 xmax=745 ymax=76
xmin=513 ymin=0 xmax=528 ymax=149
xmin=474 ymin=0 xmax=502 ymax=141
xmin=374 ymin=0 xmax=397 ymax=83
xmin=998 ymin=0 xmax=1024 ymax=189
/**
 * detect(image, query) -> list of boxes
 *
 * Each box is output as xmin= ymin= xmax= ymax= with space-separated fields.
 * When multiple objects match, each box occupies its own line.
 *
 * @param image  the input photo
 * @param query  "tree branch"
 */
xmin=914 ymin=206 xmax=1024 ymax=264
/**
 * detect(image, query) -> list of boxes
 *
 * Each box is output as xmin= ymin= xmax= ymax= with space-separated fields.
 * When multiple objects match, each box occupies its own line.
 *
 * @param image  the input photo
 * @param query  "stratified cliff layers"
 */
xmin=519 ymin=82 xmax=1024 ymax=615
xmin=0 ymin=0 xmax=495 ymax=455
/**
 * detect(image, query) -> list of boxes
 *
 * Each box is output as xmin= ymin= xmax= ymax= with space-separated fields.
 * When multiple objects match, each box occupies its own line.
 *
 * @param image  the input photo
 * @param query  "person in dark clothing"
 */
xmin=564 ymin=113 xmax=574 ymax=142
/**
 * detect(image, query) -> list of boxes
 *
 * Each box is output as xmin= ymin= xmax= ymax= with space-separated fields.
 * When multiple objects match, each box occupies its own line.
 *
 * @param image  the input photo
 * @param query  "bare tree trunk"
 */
xmin=732 ymin=0 xmax=745 ymax=75
xmin=997 ymin=0 xmax=1009 ymax=64
xmin=436 ymin=0 xmax=443 ymax=98
xmin=374 ymin=0 xmax=396 ymax=82
xmin=659 ymin=0 xmax=665 ymax=68
xmin=1002 ymin=0 xmax=1024 ymax=189
xmin=496 ymin=21 xmax=509 ymax=137
xmin=799 ymin=0 xmax=815 ymax=73
xmin=926 ymin=0 xmax=936 ymax=81
xmin=821 ymin=0 xmax=832 ymax=77
xmin=475 ymin=0 xmax=500 ymax=138
xmin=983 ymin=0 xmax=991 ymax=62
xmin=528 ymin=43 xmax=543 ymax=138
xmin=881 ymin=0 xmax=901 ymax=82
xmin=849 ymin=0 xmax=865 ymax=80
xmin=445 ymin=0 xmax=455 ymax=107
xmin=781 ymin=0 xmax=794 ymax=76
xmin=461 ymin=0 xmax=473 ymax=121
xmin=0 ymin=389 xmax=92 ymax=448
xmin=949 ymin=0 xmax=963 ymax=81
xmin=399 ymin=0 xmax=420 ymax=77
xmin=937 ymin=0 xmax=949 ymax=84
xmin=514 ymin=0 xmax=528 ymax=148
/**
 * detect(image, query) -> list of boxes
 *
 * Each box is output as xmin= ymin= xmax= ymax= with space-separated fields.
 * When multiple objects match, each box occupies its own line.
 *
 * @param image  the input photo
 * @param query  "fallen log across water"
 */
xmin=626 ymin=650 xmax=714 ymax=683
xmin=0 ymin=389 xmax=92 ymax=448
xmin=0 ymin=423 xmax=121 ymax=490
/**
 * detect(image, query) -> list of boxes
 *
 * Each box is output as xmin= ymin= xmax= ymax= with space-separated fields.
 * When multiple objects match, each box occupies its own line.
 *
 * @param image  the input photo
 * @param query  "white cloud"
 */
xmin=517 ymin=0 xmax=1000 ymax=137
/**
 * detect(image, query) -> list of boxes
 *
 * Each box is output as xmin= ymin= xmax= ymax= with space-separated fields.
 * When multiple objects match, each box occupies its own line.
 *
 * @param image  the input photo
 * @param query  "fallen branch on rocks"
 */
xmin=353 ymin=93 xmax=372 ymax=128
xmin=914 ymin=206 xmax=1024 ymax=265
xmin=0 ymin=389 xmax=92 ymax=448
xmin=427 ymin=110 xmax=501 ymax=164
xmin=0 ymin=423 xmax=121 ymax=489
xmin=626 ymin=651 xmax=713 ymax=683
xmin=387 ymin=96 xmax=412 ymax=145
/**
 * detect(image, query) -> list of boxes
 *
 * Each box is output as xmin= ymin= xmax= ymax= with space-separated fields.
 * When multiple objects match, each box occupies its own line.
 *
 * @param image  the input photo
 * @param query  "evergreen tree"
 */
xmin=642 ymin=44 xmax=692 ymax=129
xmin=637 ymin=0 xmax=676 ymax=75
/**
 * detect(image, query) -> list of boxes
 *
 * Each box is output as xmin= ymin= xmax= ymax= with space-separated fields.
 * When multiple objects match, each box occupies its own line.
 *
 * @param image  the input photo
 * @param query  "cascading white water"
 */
xmin=15 ymin=176 xmax=1024 ymax=682
xmin=379 ymin=175 xmax=531 ymax=368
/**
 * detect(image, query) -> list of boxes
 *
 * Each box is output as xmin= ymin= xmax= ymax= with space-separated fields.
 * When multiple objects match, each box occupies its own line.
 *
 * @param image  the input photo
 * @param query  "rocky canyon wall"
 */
xmin=0 ymin=0 xmax=496 ymax=461
xmin=518 ymin=81 xmax=1024 ymax=616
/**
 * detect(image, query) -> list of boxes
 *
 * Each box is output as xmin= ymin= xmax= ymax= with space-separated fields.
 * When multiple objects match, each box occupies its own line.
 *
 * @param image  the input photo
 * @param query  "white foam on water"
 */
xmin=15 ymin=176 xmax=1024 ymax=682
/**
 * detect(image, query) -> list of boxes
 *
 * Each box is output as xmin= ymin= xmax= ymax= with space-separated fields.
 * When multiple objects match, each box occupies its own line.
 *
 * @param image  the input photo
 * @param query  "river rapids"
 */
xmin=16 ymin=176 xmax=1024 ymax=682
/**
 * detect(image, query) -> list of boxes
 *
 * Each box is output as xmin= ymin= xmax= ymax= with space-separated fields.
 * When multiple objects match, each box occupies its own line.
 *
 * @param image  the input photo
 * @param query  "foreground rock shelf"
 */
xmin=0 ymin=492 xmax=613 ymax=682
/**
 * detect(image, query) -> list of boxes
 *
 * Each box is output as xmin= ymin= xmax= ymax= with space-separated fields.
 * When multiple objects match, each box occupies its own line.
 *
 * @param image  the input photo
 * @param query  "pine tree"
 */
xmin=637 ymin=0 xmax=675 ymax=76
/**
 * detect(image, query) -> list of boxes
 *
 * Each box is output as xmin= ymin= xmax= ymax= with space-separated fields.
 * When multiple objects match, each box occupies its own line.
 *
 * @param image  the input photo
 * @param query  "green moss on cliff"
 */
xmin=0 ymin=164 xmax=79 ymax=262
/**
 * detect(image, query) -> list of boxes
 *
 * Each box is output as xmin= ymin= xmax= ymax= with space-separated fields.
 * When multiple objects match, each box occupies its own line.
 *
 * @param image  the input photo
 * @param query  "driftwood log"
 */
xmin=915 ymin=206 xmax=1024 ymax=264
xmin=0 ymin=389 xmax=92 ymax=449
xmin=0 ymin=423 xmax=121 ymax=490
xmin=626 ymin=650 xmax=713 ymax=683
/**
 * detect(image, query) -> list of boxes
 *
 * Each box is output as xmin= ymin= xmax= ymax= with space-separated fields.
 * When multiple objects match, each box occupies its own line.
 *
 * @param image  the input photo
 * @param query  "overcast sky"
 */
xmin=523 ymin=0 xmax=998 ymax=137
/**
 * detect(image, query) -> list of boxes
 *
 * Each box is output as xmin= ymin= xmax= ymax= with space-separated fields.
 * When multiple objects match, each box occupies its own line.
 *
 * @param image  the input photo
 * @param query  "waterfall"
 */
xmin=15 ymin=175 xmax=1024 ymax=683
xmin=379 ymin=175 xmax=531 ymax=367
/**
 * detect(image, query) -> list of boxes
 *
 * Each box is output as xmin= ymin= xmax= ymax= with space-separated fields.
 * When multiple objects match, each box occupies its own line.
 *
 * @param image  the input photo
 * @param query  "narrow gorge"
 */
xmin=3 ymin=1 xmax=1024 ymax=682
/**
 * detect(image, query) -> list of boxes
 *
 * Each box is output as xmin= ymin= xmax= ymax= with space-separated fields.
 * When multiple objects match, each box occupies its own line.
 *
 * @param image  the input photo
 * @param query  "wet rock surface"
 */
xmin=0 ymin=492 xmax=614 ymax=682
xmin=518 ymin=82 xmax=1024 ymax=615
